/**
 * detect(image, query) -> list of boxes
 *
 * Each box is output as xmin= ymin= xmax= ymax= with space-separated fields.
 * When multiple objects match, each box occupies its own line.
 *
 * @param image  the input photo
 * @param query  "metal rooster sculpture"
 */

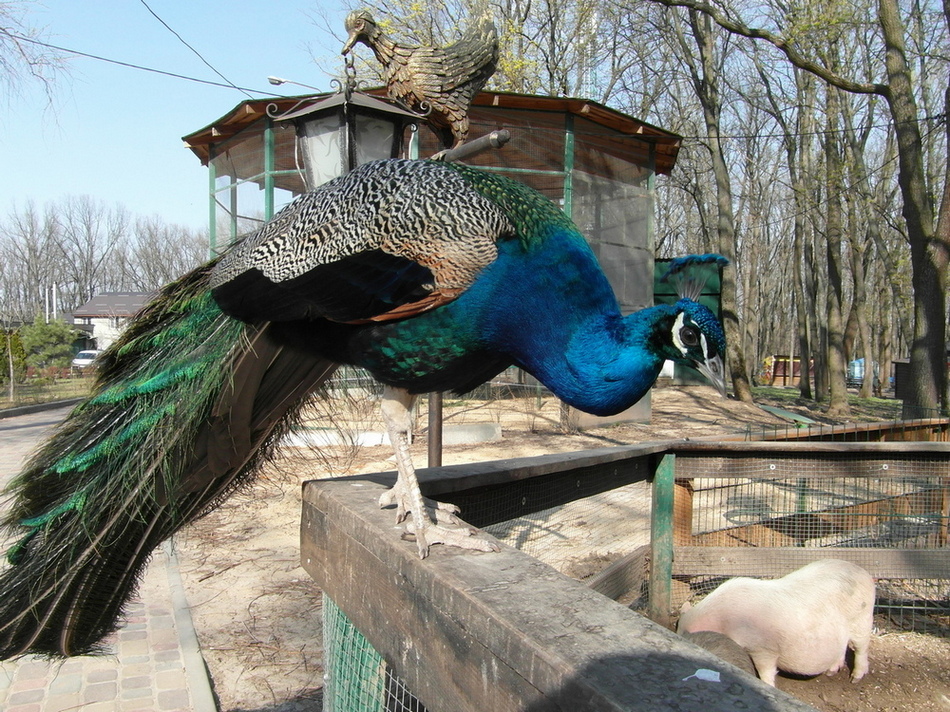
xmin=0 ymin=158 xmax=726 ymax=659
xmin=342 ymin=9 xmax=498 ymax=148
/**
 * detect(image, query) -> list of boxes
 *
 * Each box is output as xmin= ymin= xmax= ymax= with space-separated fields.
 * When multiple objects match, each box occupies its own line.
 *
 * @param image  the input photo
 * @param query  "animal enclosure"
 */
xmin=302 ymin=418 xmax=950 ymax=711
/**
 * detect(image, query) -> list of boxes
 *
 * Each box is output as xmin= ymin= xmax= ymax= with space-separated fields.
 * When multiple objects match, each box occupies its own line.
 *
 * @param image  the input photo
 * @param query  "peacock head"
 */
xmin=652 ymin=253 xmax=730 ymax=396
xmin=658 ymin=299 xmax=727 ymax=397
xmin=342 ymin=10 xmax=379 ymax=55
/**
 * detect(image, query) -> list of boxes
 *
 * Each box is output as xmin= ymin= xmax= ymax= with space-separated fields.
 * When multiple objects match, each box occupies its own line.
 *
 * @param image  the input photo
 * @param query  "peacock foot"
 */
xmin=404 ymin=519 xmax=501 ymax=559
xmin=378 ymin=483 xmax=461 ymax=524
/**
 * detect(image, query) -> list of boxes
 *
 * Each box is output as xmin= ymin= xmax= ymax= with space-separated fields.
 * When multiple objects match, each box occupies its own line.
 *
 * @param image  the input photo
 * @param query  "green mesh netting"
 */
xmin=323 ymin=594 xmax=386 ymax=712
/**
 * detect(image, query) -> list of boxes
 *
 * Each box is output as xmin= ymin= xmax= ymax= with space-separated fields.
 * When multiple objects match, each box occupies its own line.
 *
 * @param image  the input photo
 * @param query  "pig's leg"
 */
xmin=749 ymin=652 xmax=779 ymax=686
xmin=850 ymin=636 xmax=870 ymax=682
xmin=825 ymin=654 xmax=845 ymax=676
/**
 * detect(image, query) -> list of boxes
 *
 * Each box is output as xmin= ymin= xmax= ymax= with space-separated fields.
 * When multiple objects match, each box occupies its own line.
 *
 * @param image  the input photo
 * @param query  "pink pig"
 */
xmin=677 ymin=559 xmax=875 ymax=686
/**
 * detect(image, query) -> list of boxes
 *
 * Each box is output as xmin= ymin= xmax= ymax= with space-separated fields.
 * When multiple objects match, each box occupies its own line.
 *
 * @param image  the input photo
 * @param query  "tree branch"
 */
xmin=642 ymin=0 xmax=887 ymax=96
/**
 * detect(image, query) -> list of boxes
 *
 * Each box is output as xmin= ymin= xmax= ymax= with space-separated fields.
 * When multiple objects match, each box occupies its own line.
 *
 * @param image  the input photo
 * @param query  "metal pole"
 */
xmin=264 ymin=117 xmax=276 ymax=221
xmin=208 ymin=146 xmax=217 ymax=258
xmin=648 ymin=453 xmax=675 ymax=627
xmin=428 ymin=391 xmax=443 ymax=468
xmin=431 ymin=129 xmax=510 ymax=162
xmin=424 ymin=129 xmax=511 ymax=467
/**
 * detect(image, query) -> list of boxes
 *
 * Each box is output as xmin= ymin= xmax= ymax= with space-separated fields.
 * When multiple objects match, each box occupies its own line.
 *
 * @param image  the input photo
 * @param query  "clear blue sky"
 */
xmin=0 ymin=0 xmax=345 ymax=231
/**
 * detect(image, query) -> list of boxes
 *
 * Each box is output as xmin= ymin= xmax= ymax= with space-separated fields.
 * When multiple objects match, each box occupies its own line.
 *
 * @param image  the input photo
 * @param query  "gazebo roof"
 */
xmin=182 ymin=89 xmax=682 ymax=175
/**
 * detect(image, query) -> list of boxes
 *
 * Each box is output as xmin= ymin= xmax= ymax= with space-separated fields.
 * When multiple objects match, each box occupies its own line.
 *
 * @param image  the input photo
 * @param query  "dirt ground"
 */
xmin=173 ymin=386 xmax=950 ymax=712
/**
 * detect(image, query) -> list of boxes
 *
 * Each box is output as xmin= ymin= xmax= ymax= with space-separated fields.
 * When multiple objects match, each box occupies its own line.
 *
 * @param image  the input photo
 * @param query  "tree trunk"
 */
xmin=823 ymin=83 xmax=851 ymax=417
xmin=644 ymin=0 xmax=949 ymax=413
xmin=687 ymin=10 xmax=753 ymax=401
xmin=879 ymin=0 xmax=948 ymax=416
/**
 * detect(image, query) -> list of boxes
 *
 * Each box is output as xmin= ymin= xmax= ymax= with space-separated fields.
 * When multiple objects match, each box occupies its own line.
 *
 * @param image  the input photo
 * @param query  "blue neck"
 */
xmin=467 ymin=228 xmax=670 ymax=416
xmin=520 ymin=311 xmax=666 ymax=416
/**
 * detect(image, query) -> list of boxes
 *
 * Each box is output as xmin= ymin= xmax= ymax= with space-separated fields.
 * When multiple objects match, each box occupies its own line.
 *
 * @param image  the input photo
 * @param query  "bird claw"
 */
xmin=404 ymin=521 xmax=500 ymax=559
xmin=378 ymin=484 xmax=461 ymax=524
xmin=380 ymin=482 xmax=495 ymax=557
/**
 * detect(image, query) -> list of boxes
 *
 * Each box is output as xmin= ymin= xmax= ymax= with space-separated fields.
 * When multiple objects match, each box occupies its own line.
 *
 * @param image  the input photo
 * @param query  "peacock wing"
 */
xmin=209 ymin=160 xmax=514 ymax=325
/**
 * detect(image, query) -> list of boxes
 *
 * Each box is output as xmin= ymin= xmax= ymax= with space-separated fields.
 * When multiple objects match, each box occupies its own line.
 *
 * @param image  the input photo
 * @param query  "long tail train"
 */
xmin=0 ymin=262 xmax=335 ymax=658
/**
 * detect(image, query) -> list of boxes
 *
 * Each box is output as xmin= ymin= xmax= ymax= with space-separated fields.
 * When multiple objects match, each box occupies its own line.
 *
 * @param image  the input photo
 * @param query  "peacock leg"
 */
xmin=378 ymin=386 xmax=498 ymax=558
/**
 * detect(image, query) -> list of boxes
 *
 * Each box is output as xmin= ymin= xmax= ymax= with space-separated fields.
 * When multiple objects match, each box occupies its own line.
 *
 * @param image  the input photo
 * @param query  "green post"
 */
xmin=229 ymin=182 xmax=238 ymax=247
xmin=647 ymin=142 xmax=656 ymax=255
xmin=649 ymin=453 xmax=675 ymax=627
xmin=207 ymin=147 xmax=217 ymax=258
xmin=562 ymin=114 xmax=575 ymax=217
xmin=264 ymin=116 xmax=276 ymax=221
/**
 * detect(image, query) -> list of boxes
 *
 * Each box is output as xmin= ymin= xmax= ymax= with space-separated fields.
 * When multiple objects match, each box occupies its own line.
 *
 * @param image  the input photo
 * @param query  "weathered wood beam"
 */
xmin=673 ymin=546 xmax=950 ymax=579
xmin=301 ymin=478 xmax=816 ymax=712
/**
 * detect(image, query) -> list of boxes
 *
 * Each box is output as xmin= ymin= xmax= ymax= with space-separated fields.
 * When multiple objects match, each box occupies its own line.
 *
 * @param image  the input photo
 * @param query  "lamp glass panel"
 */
xmin=354 ymin=114 xmax=397 ymax=165
xmin=298 ymin=114 xmax=343 ymax=188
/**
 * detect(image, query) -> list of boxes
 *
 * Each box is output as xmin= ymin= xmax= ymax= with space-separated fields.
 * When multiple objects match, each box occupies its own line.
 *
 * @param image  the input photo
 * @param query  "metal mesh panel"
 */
xmin=684 ymin=456 xmax=948 ymax=545
xmin=323 ymin=595 xmax=429 ymax=712
xmin=322 ymin=595 xmax=386 ymax=712
xmin=669 ymin=454 xmax=950 ymax=634
xmin=483 ymin=481 xmax=651 ymax=573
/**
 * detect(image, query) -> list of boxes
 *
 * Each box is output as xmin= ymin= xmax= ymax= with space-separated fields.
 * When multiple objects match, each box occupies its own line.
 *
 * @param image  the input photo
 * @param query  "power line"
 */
xmin=4 ymin=28 xmax=941 ymax=143
xmin=664 ymin=107 xmax=948 ymax=234
xmin=672 ymin=112 xmax=947 ymax=142
xmin=0 ymin=28 xmax=285 ymax=97
xmin=138 ymin=0 xmax=253 ymax=99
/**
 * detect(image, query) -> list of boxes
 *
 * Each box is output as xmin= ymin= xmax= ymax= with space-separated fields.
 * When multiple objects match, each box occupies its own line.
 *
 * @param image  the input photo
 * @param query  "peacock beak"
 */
xmin=695 ymin=353 xmax=727 ymax=397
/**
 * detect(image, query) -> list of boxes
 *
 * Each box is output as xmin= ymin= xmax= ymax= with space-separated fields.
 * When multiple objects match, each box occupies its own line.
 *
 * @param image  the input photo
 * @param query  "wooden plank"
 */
xmin=692 ymin=523 xmax=797 ymax=548
xmin=301 ymin=478 xmax=817 ymax=712
xmin=585 ymin=545 xmax=649 ymax=601
xmin=942 ymin=484 xmax=950 ymax=545
xmin=673 ymin=546 xmax=950 ymax=579
xmin=690 ymin=488 xmax=948 ymax=549
xmin=751 ymin=418 xmax=950 ymax=443
xmin=675 ymin=455 xmax=950 ymax=481
xmin=325 ymin=438 xmax=950 ymax=508
xmin=673 ymin=479 xmax=694 ymax=545
xmin=672 ymin=439 xmax=950 ymax=456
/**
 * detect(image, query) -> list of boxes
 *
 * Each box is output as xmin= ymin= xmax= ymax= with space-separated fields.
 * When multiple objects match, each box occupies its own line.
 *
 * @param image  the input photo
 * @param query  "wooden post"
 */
xmin=673 ymin=478 xmax=694 ymax=546
xmin=428 ymin=391 xmax=443 ymax=468
xmin=941 ymin=478 xmax=950 ymax=546
xmin=649 ymin=453 xmax=675 ymax=627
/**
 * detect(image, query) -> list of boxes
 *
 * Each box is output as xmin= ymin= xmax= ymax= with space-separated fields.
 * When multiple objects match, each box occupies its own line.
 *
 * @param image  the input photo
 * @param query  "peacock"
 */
xmin=0 ymin=158 xmax=726 ymax=659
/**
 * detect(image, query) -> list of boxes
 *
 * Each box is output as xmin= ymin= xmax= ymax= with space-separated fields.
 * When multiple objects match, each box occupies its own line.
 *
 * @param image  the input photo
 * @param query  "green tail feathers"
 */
xmin=0 ymin=262 xmax=332 ymax=659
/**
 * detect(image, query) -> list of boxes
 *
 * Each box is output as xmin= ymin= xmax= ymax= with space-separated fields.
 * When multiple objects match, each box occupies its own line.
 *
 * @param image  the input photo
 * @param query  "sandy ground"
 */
xmin=173 ymin=387 xmax=950 ymax=712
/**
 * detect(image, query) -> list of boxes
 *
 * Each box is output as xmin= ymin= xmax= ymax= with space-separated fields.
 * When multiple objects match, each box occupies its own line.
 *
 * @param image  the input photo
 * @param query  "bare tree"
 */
xmin=643 ymin=0 xmax=949 ymax=414
xmin=0 ymin=199 xmax=207 ymax=322
xmin=0 ymin=2 xmax=65 ymax=102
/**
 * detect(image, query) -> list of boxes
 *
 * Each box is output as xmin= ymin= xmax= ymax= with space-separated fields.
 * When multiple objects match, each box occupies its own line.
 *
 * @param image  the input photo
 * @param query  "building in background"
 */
xmin=73 ymin=292 xmax=152 ymax=351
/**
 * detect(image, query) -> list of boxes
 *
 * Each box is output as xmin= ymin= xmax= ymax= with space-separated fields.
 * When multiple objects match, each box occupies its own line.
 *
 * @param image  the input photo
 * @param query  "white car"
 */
xmin=71 ymin=350 xmax=102 ymax=371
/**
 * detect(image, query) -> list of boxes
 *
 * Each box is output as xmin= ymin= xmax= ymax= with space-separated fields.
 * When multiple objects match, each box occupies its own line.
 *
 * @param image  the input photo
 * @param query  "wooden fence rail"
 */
xmin=303 ymin=420 xmax=950 ymax=711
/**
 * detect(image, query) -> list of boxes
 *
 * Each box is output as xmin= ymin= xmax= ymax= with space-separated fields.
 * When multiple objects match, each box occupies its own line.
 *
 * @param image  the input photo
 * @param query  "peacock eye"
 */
xmin=679 ymin=326 xmax=699 ymax=348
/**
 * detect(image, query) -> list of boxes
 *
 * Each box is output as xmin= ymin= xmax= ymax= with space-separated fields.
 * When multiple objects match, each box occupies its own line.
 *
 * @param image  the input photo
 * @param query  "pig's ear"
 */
xmin=680 ymin=601 xmax=693 ymax=613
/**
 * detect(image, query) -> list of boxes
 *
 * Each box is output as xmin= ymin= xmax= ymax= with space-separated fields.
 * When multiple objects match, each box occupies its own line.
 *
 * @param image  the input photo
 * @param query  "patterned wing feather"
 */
xmin=211 ymin=160 xmax=514 ymax=325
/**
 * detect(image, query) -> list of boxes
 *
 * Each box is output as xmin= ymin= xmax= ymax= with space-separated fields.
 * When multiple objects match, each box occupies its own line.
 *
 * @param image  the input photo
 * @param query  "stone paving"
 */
xmin=0 ymin=406 xmax=216 ymax=712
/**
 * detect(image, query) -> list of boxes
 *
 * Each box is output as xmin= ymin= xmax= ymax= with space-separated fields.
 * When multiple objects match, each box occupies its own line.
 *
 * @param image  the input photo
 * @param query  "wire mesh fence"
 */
xmin=663 ymin=451 xmax=950 ymax=636
xmin=741 ymin=411 xmax=949 ymax=443
xmin=318 ymin=429 xmax=950 ymax=711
